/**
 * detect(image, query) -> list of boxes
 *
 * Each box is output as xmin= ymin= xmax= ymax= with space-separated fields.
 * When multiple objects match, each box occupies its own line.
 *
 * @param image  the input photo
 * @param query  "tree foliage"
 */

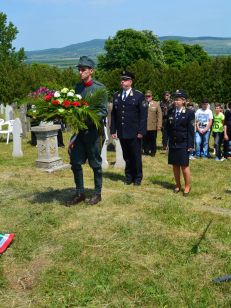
xmin=97 ymin=29 xmax=164 ymax=70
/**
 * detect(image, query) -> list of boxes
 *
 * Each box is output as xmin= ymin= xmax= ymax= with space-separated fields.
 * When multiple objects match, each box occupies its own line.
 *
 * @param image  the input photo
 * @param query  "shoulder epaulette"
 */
xmin=134 ymin=89 xmax=143 ymax=94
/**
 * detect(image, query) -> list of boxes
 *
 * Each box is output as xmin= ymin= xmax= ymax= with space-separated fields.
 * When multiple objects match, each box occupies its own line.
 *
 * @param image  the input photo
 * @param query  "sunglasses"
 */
xmin=145 ymin=95 xmax=152 ymax=98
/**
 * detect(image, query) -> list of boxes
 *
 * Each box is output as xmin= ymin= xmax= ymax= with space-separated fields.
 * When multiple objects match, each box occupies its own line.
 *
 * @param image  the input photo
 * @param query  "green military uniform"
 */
xmin=70 ymin=59 xmax=107 ymax=196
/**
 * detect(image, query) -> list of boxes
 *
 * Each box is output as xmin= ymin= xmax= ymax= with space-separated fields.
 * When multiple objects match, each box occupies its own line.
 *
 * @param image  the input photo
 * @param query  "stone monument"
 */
xmin=31 ymin=124 xmax=70 ymax=172
xmin=114 ymin=139 xmax=125 ymax=168
xmin=12 ymin=118 xmax=23 ymax=157
xmin=5 ymin=105 xmax=13 ymax=121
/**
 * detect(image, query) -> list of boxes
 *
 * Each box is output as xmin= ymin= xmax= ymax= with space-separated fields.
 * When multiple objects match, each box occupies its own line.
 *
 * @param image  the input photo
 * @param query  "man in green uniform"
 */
xmin=66 ymin=56 xmax=108 ymax=206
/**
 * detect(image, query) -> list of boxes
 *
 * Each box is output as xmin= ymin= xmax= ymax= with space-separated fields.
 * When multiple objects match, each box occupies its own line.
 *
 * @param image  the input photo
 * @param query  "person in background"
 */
xmin=166 ymin=90 xmax=195 ymax=196
xmin=212 ymin=103 xmax=224 ymax=161
xmin=111 ymin=70 xmax=148 ymax=186
xmin=224 ymin=102 xmax=231 ymax=158
xmin=195 ymin=99 xmax=213 ymax=158
xmin=66 ymin=56 xmax=108 ymax=206
xmin=143 ymin=90 xmax=162 ymax=156
xmin=186 ymin=101 xmax=196 ymax=160
xmin=160 ymin=91 xmax=173 ymax=150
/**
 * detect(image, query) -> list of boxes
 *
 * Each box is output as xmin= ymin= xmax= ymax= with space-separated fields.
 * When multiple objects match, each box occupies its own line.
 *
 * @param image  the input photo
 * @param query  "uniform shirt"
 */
xmin=110 ymin=88 xmax=147 ymax=139
xmin=166 ymin=107 xmax=195 ymax=149
xmin=147 ymin=100 xmax=162 ymax=131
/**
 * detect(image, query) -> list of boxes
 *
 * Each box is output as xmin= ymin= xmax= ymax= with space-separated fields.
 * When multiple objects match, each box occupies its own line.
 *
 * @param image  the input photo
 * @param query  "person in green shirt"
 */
xmin=212 ymin=103 xmax=224 ymax=161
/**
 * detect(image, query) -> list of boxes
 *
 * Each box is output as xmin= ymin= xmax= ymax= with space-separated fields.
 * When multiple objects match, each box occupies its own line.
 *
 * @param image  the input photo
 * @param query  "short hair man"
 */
xmin=110 ymin=70 xmax=148 ymax=185
xmin=143 ymin=90 xmax=162 ymax=156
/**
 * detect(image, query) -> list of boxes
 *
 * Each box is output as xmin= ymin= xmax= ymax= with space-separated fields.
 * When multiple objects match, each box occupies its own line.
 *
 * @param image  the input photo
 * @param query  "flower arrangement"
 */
xmin=26 ymin=86 xmax=107 ymax=132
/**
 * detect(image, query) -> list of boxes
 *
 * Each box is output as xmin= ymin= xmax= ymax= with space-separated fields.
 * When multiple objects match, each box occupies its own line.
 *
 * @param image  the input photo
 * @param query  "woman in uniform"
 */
xmin=166 ymin=90 xmax=195 ymax=196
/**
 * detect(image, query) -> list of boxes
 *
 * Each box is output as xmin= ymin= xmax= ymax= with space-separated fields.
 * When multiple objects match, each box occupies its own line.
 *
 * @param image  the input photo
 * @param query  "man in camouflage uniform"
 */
xmin=66 ymin=56 xmax=108 ymax=206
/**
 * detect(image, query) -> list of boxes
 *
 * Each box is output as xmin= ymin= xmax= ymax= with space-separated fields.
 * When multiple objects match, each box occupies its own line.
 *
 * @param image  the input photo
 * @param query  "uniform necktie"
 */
xmin=175 ymin=111 xmax=180 ymax=119
xmin=122 ymin=91 xmax=126 ymax=101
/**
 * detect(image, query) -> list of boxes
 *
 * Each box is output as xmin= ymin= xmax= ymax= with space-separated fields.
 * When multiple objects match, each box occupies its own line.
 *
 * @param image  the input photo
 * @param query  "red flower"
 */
xmin=44 ymin=94 xmax=53 ymax=101
xmin=82 ymin=101 xmax=89 ymax=106
xmin=51 ymin=99 xmax=60 ymax=105
xmin=72 ymin=101 xmax=81 ymax=107
xmin=62 ymin=100 xmax=71 ymax=108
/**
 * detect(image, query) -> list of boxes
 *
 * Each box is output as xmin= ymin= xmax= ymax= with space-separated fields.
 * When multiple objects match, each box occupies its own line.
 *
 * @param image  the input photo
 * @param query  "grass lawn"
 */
xmin=0 ymin=132 xmax=231 ymax=307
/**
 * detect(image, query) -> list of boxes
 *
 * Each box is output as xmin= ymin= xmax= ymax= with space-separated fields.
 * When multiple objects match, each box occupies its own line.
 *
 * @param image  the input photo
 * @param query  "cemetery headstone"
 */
xmin=114 ymin=139 xmax=125 ymax=168
xmin=12 ymin=118 xmax=23 ymax=157
xmin=19 ymin=104 xmax=28 ymax=138
xmin=5 ymin=105 xmax=13 ymax=121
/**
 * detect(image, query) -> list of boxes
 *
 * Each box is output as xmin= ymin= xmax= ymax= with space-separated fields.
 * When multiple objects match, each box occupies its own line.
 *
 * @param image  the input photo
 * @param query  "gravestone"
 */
xmin=0 ymin=104 xmax=5 ymax=116
xmin=5 ymin=105 xmax=13 ymax=121
xmin=31 ymin=124 xmax=70 ymax=172
xmin=101 ymin=125 xmax=109 ymax=169
xmin=114 ymin=139 xmax=125 ymax=168
xmin=19 ymin=104 xmax=28 ymax=138
xmin=12 ymin=118 xmax=23 ymax=157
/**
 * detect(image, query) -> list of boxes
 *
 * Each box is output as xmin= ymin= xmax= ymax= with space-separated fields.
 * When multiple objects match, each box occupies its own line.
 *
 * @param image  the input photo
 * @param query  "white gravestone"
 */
xmin=101 ymin=124 xmax=109 ymax=169
xmin=5 ymin=105 xmax=13 ymax=121
xmin=114 ymin=139 xmax=125 ymax=168
xmin=0 ymin=104 xmax=5 ymax=116
xmin=12 ymin=118 xmax=23 ymax=157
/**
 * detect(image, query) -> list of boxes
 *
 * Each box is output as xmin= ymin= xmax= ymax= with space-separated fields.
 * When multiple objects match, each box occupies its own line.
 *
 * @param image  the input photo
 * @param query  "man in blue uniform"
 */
xmin=66 ymin=56 xmax=108 ymax=206
xmin=110 ymin=71 xmax=148 ymax=185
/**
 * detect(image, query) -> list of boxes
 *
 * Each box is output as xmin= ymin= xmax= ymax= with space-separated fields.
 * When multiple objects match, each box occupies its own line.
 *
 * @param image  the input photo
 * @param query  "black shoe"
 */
xmin=150 ymin=152 xmax=156 ymax=157
xmin=183 ymin=187 xmax=191 ymax=196
xmin=173 ymin=186 xmax=181 ymax=193
xmin=86 ymin=194 xmax=102 ymax=205
xmin=134 ymin=181 xmax=141 ymax=186
xmin=65 ymin=193 xmax=85 ymax=206
xmin=124 ymin=180 xmax=133 ymax=185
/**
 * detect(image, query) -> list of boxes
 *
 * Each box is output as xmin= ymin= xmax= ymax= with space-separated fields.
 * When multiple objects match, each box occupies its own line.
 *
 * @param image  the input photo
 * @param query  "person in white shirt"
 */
xmin=195 ymin=99 xmax=213 ymax=158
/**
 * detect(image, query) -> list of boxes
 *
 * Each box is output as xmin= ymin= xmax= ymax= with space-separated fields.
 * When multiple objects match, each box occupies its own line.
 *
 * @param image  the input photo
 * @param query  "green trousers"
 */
xmin=70 ymin=128 xmax=102 ymax=194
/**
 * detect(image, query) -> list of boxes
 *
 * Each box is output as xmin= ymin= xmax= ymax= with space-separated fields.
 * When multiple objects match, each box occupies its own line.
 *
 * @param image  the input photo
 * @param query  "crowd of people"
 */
xmin=63 ymin=55 xmax=231 ymax=205
xmin=145 ymin=91 xmax=231 ymax=161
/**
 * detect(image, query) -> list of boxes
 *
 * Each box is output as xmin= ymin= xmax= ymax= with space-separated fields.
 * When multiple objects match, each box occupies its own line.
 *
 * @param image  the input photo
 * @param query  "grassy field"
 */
xmin=0 ymin=132 xmax=231 ymax=307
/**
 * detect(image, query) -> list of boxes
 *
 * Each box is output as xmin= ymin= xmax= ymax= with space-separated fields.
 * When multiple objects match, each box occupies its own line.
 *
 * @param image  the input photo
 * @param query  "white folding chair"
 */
xmin=0 ymin=120 xmax=14 ymax=144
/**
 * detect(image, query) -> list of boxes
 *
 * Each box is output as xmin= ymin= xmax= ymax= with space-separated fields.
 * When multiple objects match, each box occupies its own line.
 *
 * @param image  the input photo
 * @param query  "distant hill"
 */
xmin=25 ymin=37 xmax=231 ymax=68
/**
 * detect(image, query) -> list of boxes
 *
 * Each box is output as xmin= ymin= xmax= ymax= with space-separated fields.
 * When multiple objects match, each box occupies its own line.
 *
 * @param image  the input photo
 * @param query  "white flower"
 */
xmin=70 ymin=89 xmax=75 ymax=93
xmin=67 ymin=91 xmax=74 ymax=97
xmin=75 ymin=94 xmax=82 ymax=100
xmin=61 ymin=88 xmax=69 ymax=94
xmin=54 ymin=91 xmax=61 ymax=98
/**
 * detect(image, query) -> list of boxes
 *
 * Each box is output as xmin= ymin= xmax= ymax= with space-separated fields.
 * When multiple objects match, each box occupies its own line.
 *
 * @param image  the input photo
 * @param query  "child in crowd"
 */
xmin=212 ymin=103 xmax=224 ymax=161
xmin=224 ymin=102 xmax=231 ymax=158
xmin=195 ymin=99 xmax=213 ymax=158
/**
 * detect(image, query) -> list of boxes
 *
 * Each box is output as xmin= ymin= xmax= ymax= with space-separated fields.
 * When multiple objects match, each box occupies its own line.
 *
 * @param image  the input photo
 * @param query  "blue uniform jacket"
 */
xmin=166 ymin=107 xmax=195 ymax=149
xmin=110 ymin=89 xmax=147 ymax=139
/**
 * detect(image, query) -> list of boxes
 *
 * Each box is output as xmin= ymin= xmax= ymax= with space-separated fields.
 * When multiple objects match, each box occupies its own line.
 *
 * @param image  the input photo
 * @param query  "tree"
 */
xmin=183 ymin=44 xmax=210 ymax=65
xmin=162 ymin=40 xmax=186 ymax=68
xmin=0 ymin=12 xmax=25 ymax=103
xmin=97 ymin=29 xmax=164 ymax=70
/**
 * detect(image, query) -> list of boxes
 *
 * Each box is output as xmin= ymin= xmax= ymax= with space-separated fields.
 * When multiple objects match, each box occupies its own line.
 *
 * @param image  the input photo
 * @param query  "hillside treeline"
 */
xmin=0 ymin=13 xmax=230 ymax=105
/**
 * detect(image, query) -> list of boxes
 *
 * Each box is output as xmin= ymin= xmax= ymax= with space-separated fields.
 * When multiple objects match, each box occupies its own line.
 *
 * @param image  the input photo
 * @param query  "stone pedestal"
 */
xmin=31 ymin=124 xmax=70 ymax=172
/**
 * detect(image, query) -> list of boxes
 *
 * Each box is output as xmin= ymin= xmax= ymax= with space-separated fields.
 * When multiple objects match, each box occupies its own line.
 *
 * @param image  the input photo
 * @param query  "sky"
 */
xmin=1 ymin=0 xmax=231 ymax=51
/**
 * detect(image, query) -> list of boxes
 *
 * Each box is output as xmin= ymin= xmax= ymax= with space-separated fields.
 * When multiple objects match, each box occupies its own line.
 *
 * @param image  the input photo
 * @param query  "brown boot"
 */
xmin=86 ymin=194 xmax=102 ymax=206
xmin=65 ymin=193 xmax=85 ymax=207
